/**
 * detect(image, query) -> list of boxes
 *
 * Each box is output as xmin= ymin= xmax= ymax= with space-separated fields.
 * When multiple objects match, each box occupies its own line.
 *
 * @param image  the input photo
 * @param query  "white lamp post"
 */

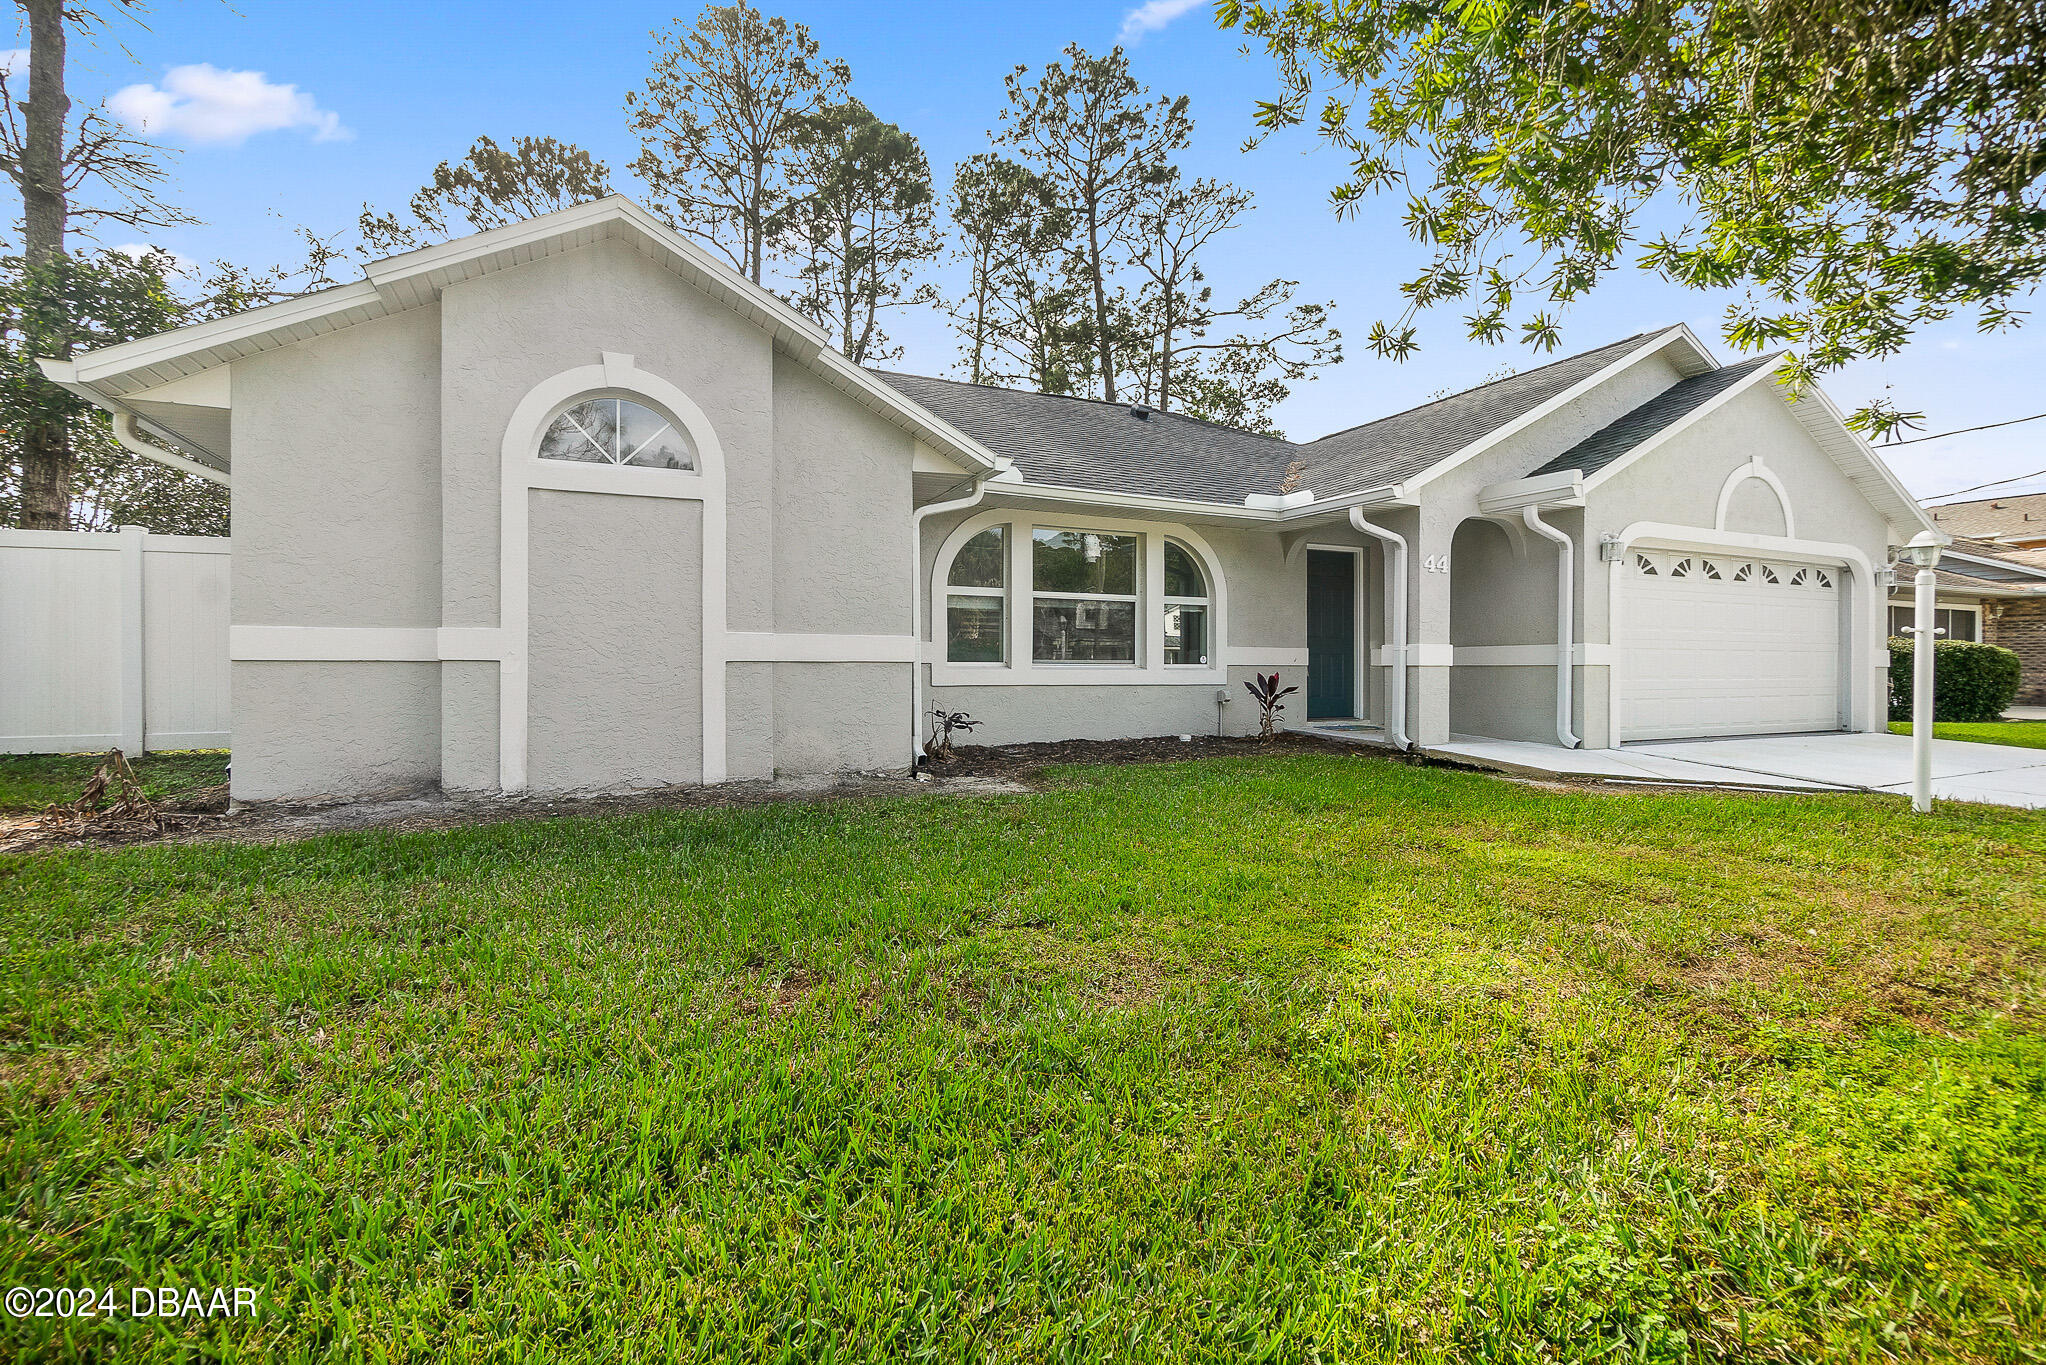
xmin=1902 ymin=530 xmax=1945 ymax=813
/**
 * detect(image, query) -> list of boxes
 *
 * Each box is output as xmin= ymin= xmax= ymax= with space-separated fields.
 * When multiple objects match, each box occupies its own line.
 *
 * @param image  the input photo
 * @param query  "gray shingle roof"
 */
xmin=1302 ymin=330 xmax=1665 ymax=491
xmin=868 ymin=370 xmax=1299 ymax=504
xmin=1528 ymin=352 xmax=1782 ymax=479
xmin=868 ymin=328 xmax=1686 ymax=507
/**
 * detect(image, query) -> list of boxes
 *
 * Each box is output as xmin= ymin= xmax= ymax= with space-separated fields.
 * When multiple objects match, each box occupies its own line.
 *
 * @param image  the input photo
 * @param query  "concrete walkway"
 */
xmin=1427 ymin=732 xmax=2046 ymax=808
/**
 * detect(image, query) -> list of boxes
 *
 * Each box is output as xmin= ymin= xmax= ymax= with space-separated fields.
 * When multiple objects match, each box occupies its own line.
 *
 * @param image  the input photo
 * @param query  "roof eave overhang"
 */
xmin=969 ymin=478 xmax=1415 ymax=524
xmin=40 ymin=196 xmax=1006 ymax=479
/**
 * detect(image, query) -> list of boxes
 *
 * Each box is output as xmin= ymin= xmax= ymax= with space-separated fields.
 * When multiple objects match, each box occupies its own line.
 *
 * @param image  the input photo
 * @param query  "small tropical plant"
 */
xmin=924 ymin=707 xmax=983 ymax=760
xmin=1242 ymin=671 xmax=1299 ymax=741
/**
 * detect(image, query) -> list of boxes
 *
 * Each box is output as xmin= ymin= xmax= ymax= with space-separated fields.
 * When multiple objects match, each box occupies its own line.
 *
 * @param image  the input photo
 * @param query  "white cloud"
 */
xmin=1119 ymin=0 xmax=1205 ymax=44
xmin=109 ymin=64 xmax=350 ymax=146
xmin=1 ymin=49 xmax=28 ymax=79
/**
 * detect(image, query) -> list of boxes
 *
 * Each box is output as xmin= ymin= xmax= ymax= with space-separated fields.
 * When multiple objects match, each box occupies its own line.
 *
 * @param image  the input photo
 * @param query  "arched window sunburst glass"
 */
xmin=539 ymin=397 xmax=694 ymax=470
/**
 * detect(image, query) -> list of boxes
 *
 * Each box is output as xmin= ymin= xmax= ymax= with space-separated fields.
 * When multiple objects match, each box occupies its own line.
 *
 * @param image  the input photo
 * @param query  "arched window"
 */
xmin=945 ymin=526 xmax=1006 ymax=662
xmin=538 ymin=397 xmax=694 ymax=470
xmin=1670 ymin=558 xmax=1693 ymax=579
xmin=1634 ymin=554 xmax=1658 ymax=575
xmin=1162 ymin=539 xmax=1210 ymax=665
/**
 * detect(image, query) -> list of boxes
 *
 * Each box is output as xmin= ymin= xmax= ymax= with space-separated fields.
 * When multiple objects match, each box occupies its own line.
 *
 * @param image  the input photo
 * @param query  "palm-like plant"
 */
xmin=1242 ymin=671 xmax=1299 ymax=741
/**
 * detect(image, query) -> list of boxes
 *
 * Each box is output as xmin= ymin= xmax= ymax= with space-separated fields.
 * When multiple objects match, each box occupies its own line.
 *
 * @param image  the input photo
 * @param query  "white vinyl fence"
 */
xmin=1 ymin=526 xmax=231 ymax=754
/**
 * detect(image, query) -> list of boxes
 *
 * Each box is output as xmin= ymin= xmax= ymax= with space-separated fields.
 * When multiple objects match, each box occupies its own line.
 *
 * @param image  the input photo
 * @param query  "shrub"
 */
xmin=1888 ymin=637 xmax=2021 ymax=722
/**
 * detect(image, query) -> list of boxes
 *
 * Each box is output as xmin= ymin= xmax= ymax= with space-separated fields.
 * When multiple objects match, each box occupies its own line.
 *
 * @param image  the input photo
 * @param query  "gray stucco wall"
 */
xmin=776 ymin=663 xmax=911 ymax=771
xmin=230 ymin=662 xmax=440 ymax=801
xmin=229 ymin=234 xmax=933 ymax=799
xmin=772 ymin=356 xmax=916 ymax=636
xmin=229 ymin=305 xmax=445 ymax=801
xmin=232 ymin=306 xmax=444 ymax=627
xmin=526 ymin=491 xmax=703 ymax=792
xmin=929 ymin=672 xmax=1261 ymax=744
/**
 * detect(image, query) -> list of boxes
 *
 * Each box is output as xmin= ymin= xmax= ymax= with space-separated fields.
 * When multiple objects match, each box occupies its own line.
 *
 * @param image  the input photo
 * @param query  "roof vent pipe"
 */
xmin=1521 ymin=505 xmax=1582 ymax=749
xmin=1347 ymin=508 xmax=1410 ymax=752
xmin=1129 ymin=403 xmax=1151 ymax=420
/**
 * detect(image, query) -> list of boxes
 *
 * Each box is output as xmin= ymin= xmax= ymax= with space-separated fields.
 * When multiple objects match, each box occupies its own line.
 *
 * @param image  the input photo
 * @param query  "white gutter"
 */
xmin=910 ymin=475 xmax=998 ymax=763
xmin=1348 ymin=508 xmax=1410 ymax=751
xmin=112 ymin=412 xmax=231 ymax=488
xmin=1521 ymin=506 xmax=1581 ymax=748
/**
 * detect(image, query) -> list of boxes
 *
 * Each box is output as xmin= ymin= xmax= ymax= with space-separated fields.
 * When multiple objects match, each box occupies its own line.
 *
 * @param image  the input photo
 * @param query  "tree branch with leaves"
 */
xmin=1220 ymin=0 xmax=2046 ymax=437
xmin=627 ymin=2 xmax=848 ymax=285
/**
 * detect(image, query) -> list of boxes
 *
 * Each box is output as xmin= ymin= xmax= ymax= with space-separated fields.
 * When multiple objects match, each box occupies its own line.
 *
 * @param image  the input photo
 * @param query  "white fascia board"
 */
xmin=1579 ymin=354 xmax=1792 ymax=494
xmin=979 ymin=480 xmax=1287 ymax=524
xmin=1244 ymin=489 xmax=1316 ymax=510
xmin=1477 ymin=469 xmax=1586 ymax=514
xmin=1275 ymin=483 xmax=1418 ymax=519
xmin=66 ymin=281 xmax=388 ymax=389
xmin=1945 ymin=549 xmax=2046 ymax=580
xmin=1785 ymin=382 xmax=1940 ymax=539
xmin=1403 ymin=326 xmax=1705 ymax=495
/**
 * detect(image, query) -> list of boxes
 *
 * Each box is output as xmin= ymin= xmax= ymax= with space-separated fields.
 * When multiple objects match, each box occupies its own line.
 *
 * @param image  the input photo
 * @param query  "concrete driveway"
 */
xmin=1628 ymin=732 xmax=2046 ymax=809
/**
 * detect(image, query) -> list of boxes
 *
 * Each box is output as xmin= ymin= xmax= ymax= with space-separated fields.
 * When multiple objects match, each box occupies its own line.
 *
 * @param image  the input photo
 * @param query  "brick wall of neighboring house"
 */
xmin=1988 ymin=598 xmax=2046 ymax=703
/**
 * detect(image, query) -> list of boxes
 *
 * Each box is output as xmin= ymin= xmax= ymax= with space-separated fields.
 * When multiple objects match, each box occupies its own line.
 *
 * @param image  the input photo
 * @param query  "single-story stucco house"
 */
xmin=41 ymin=197 xmax=1942 ymax=802
xmin=1888 ymin=497 xmax=2046 ymax=702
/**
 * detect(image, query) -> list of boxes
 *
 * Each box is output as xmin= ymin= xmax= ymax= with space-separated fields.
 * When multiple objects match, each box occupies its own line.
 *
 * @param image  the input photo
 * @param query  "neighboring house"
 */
xmin=1888 ymin=505 xmax=2046 ymax=702
xmin=41 ymin=198 xmax=1938 ymax=803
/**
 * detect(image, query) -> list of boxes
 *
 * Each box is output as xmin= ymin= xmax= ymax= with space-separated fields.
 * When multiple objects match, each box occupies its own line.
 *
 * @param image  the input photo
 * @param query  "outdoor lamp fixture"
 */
xmin=1903 ymin=531 xmax=1945 ymax=814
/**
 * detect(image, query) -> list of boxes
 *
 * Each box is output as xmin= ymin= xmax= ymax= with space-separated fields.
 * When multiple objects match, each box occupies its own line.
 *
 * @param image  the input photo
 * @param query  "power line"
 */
xmin=1883 ymin=409 xmax=2046 ymax=447
xmin=1923 ymin=466 xmax=2046 ymax=503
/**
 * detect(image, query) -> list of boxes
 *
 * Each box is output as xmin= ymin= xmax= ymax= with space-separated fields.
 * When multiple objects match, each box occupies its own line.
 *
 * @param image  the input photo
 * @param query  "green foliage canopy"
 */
xmin=1220 ymin=0 xmax=2046 ymax=435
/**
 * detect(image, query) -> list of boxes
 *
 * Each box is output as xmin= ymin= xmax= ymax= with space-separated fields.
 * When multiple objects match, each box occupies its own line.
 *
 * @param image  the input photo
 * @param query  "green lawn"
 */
xmin=0 ymin=750 xmax=229 ymax=814
xmin=1889 ymin=719 xmax=2046 ymax=750
xmin=2 ymin=754 xmax=2042 ymax=1362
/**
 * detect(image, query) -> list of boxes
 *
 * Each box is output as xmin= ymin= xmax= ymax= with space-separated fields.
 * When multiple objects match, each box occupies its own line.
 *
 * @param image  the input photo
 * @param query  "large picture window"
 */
xmin=1033 ymin=529 xmax=1138 ymax=662
xmin=946 ymin=526 xmax=1006 ymax=662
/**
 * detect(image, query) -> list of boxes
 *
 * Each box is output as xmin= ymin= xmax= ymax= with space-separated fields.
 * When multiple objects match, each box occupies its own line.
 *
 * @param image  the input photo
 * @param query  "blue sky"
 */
xmin=23 ymin=0 xmax=2046 ymax=503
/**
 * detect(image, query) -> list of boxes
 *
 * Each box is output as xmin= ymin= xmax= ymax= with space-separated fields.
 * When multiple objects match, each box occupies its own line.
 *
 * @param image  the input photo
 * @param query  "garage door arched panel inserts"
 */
xmin=1604 ymin=522 xmax=1881 ymax=746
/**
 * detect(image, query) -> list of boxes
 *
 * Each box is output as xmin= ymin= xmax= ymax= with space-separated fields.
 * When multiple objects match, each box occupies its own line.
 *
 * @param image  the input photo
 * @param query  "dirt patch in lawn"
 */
xmin=0 ymin=733 xmax=1383 ymax=855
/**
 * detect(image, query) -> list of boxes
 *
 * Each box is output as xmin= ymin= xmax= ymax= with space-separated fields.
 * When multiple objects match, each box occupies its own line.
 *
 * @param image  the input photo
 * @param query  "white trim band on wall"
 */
xmin=1222 ymin=647 xmax=1309 ymax=668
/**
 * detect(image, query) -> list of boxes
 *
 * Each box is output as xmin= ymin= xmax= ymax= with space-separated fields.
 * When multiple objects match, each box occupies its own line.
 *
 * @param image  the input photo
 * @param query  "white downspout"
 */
xmin=1348 ymin=508 xmax=1410 ymax=751
xmin=910 ymin=476 xmax=993 ymax=763
xmin=1522 ymin=506 xmax=1582 ymax=748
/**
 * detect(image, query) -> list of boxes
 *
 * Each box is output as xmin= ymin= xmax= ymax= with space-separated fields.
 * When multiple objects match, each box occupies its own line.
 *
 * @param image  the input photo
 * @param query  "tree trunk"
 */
xmin=18 ymin=0 xmax=73 ymax=529
xmin=1083 ymin=199 xmax=1115 ymax=403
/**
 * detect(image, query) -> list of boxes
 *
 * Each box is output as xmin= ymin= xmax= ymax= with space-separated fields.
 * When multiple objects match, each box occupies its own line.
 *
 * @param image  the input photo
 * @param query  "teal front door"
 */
xmin=1307 ymin=550 xmax=1356 ymax=719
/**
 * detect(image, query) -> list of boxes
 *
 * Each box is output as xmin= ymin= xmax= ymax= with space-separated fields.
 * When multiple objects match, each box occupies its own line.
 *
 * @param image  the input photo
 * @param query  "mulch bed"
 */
xmin=931 ymin=731 xmax=1374 ymax=778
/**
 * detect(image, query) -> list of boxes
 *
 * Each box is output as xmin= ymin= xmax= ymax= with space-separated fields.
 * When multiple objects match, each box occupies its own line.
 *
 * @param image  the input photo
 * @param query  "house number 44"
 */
xmin=1424 ymin=554 xmax=1451 ymax=573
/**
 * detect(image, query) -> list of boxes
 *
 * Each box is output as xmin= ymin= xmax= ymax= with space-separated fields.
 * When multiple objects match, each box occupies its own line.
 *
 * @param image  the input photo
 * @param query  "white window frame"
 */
xmin=927 ymin=508 xmax=1229 ymax=687
xmin=943 ymin=525 xmax=1007 ymax=666
xmin=1032 ymin=527 xmax=1142 ymax=668
xmin=1161 ymin=538 xmax=1212 ymax=668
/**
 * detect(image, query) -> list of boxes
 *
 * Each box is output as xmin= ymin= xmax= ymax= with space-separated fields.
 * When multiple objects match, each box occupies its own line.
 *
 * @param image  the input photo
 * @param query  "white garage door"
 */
xmin=1621 ymin=551 xmax=1843 ymax=741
